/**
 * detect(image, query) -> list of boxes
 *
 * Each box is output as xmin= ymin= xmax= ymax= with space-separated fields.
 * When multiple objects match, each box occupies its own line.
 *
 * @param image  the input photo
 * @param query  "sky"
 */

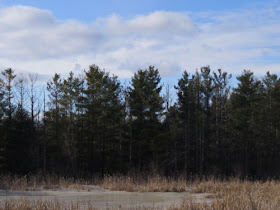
xmin=0 ymin=0 xmax=280 ymax=87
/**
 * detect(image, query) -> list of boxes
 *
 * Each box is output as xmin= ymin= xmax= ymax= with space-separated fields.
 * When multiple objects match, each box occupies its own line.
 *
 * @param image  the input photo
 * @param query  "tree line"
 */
xmin=0 ymin=65 xmax=280 ymax=178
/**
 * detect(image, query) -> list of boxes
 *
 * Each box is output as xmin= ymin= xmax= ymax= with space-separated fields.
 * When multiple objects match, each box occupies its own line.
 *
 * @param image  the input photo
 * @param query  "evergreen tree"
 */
xmin=176 ymin=70 xmax=193 ymax=173
xmin=210 ymin=69 xmax=231 ymax=174
xmin=0 ymin=78 xmax=7 ymax=168
xmin=1 ymin=68 xmax=16 ymax=171
xmin=1 ymin=68 xmax=16 ymax=120
xmin=229 ymin=70 xmax=263 ymax=176
xmin=176 ymin=69 xmax=206 ymax=174
xmin=200 ymin=66 xmax=212 ymax=174
xmin=10 ymin=104 xmax=33 ymax=173
xmin=60 ymin=71 xmax=83 ymax=175
xmin=46 ymin=73 xmax=64 ymax=172
xmin=80 ymin=65 xmax=125 ymax=173
xmin=128 ymin=66 xmax=164 ymax=170
xmin=262 ymin=72 xmax=280 ymax=176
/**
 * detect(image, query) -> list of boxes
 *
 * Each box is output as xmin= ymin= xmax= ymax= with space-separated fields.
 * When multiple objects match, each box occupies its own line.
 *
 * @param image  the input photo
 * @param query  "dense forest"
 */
xmin=0 ymin=65 xmax=280 ymax=178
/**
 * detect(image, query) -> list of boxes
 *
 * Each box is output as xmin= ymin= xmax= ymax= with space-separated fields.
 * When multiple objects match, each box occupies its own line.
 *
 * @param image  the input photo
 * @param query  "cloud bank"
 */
xmin=0 ymin=5 xmax=279 ymax=79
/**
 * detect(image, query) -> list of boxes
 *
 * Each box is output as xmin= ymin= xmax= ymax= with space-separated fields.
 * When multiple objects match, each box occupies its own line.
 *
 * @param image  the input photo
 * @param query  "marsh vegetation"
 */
xmin=1 ymin=175 xmax=280 ymax=209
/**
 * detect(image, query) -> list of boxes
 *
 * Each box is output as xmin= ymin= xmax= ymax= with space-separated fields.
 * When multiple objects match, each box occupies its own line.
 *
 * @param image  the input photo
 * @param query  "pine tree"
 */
xmin=262 ymin=72 xmax=280 ymax=176
xmin=0 ymin=77 xmax=7 ymax=168
xmin=176 ymin=70 xmax=193 ymax=173
xmin=46 ymin=73 xmax=64 ymax=172
xmin=176 ymin=69 xmax=205 ymax=174
xmin=80 ymin=65 xmax=124 ymax=173
xmin=1 ymin=68 xmax=16 ymax=120
xmin=60 ymin=71 xmax=83 ymax=175
xmin=210 ymin=69 xmax=231 ymax=174
xmin=200 ymin=66 xmax=212 ymax=174
xmin=128 ymin=66 xmax=164 ymax=170
xmin=229 ymin=70 xmax=263 ymax=176
xmin=1 ymin=68 xmax=16 ymax=171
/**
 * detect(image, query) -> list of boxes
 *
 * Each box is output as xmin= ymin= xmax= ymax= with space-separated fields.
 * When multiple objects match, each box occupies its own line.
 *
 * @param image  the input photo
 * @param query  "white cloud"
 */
xmin=0 ymin=5 xmax=279 ymax=81
xmin=0 ymin=5 xmax=55 ymax=29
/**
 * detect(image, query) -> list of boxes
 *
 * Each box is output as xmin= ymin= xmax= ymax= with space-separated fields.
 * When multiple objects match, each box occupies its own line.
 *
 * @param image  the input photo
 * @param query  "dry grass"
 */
xmin=175 ymin=178 xmax=280 ymax=210
xmin=0 ymin=199 xmax=178 ymax=210
xmin=0 ymin=199 xmax=97 ymax=210
xmin=0 ymin=174 xmax=189 ymax=192
xmin=100 ymin=174 xmax=188 ymax=192
xmin=0 ymin=174 xmax=91 ymax=191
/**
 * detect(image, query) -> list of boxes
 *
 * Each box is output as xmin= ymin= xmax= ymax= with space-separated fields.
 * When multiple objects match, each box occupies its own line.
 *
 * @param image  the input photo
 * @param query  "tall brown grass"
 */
xmin=0 ymin=173 xmax=189 ymax=192
xmin=176 ymin=178 xmax=280 ymax=210
xmin=0 ymin=174 xmax=91 ymax=191
xmin=0 ymin=199 xmax=97 ymax=210
xmin=100 ymin=174 xmax=189 ymax=192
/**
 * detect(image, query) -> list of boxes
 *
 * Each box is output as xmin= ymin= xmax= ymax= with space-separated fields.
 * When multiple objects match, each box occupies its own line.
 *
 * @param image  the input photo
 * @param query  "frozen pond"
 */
xmin=0 ymin=188 xmax=213 ymax=209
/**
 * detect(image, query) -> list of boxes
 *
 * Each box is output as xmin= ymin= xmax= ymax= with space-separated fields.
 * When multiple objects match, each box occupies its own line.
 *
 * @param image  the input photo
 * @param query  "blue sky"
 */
xmin=0 ymin=0 xmax=279 ymax=88
xmin=0 ymin=0 xmax=271 ymax=21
